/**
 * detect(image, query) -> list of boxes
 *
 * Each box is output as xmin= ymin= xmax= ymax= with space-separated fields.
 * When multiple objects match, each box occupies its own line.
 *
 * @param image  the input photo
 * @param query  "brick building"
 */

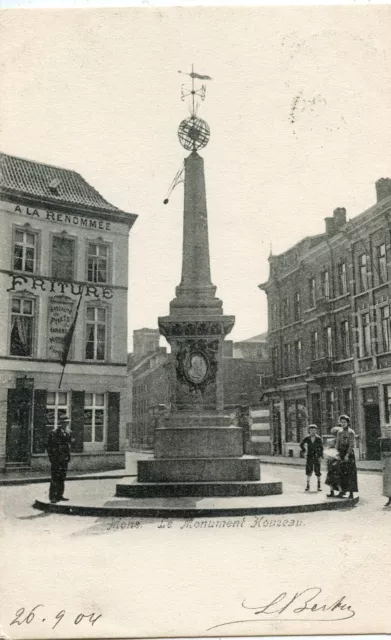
xmin=259 ymin=178 xmax=391 ymax=460
xmin=127 ymin=330 xmax=270 ymax=449
xmin=0 ymin=152 xmax=137 ymax=472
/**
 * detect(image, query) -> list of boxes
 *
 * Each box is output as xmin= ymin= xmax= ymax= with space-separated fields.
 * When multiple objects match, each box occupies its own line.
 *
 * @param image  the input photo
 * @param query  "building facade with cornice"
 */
xmin=259 ymin=178 xmax=391 ymax=461
xmin=0 ymin=152 xmax=137 ymax=473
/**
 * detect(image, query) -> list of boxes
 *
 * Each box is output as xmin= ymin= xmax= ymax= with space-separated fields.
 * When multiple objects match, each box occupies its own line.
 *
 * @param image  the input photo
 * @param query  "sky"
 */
xmin=1 ymin=6 xmax=390 ymax=350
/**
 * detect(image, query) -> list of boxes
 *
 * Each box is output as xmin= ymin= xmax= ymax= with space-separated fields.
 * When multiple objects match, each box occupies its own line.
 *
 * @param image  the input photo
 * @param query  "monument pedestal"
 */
xmin=116 ymin=411 xmax=282 ymax=498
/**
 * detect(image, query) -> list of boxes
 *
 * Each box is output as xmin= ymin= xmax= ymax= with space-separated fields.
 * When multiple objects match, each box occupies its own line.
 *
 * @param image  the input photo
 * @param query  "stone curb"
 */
xmin=33 ymin=495 xmax=359 ymax=518
xmin=0 ymin=472 xmax=133 ymax=486
xmin=258 ymin=458 xmax=382 ymax=473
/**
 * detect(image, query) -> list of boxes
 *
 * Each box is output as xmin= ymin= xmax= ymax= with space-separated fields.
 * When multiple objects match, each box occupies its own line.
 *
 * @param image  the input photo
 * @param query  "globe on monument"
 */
xmin=178 ymin=116 xmax=210 ymax=151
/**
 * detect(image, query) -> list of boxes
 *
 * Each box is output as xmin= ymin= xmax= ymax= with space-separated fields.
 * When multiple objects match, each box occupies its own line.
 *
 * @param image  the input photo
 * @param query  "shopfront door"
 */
xmin=6 ymin=387 xmax=33 ymax=463
xmin=364 ymin=404 xmax=381 ymax=460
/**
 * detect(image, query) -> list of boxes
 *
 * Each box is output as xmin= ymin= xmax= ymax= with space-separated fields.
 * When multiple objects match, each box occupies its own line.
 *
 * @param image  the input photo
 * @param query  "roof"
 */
xmin=0 ymin=152 xmax=133 ymax=218
xmin=236 ymin=332 xmax=268 ymax=344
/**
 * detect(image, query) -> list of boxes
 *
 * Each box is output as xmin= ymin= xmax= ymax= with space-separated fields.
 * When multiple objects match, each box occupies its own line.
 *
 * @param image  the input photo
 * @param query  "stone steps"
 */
xmin=116 ymin=478 xmax=283 ymax=498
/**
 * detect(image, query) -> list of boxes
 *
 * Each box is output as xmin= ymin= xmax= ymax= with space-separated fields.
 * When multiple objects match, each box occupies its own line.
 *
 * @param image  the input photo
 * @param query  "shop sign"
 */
xmin=14 ymin=204 xmax=112 ymax=232
xmin=48 ymin=298 xmax=75 ymax=360
xmin=7 ymin=273 xmax=113 ymax=299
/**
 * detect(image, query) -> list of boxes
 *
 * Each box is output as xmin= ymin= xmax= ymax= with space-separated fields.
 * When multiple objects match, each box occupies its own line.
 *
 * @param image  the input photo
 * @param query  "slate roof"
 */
xmin=0 ymin=152 xmax=122 ymax=214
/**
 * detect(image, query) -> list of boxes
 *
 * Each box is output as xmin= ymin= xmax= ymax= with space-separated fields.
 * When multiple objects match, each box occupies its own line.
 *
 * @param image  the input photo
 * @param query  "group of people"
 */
xmin=300 ymin=414 xmax=358 ymax=499
xmin=46 ymin=412 xmax=390 ymax=508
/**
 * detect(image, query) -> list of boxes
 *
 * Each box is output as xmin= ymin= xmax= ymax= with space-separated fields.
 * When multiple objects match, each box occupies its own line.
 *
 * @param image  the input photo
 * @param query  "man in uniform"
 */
xmin=46 ymin=416 xmax=72 ymax=503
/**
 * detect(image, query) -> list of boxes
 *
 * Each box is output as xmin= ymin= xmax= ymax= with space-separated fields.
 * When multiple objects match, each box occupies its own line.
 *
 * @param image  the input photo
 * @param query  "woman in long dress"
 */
xmin=325 ymin=427 xmax=342 ymax=497
xmin=335 ymin=414 xmax=358 ymax=499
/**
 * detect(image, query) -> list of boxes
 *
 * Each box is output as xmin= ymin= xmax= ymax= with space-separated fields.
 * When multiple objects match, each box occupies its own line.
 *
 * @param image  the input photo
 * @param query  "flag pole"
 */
xmin=58 ymin=285 xmax=84 ymax=389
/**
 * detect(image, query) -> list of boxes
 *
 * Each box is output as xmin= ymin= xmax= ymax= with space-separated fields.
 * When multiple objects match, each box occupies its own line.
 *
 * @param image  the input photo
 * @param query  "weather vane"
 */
xmin=178 ymin=64 xmax=212 ymax=116
xmin=163 ymin=65 xmax=212 ymax=204
xmin=177 ymin=64 xmax=212 ymax=152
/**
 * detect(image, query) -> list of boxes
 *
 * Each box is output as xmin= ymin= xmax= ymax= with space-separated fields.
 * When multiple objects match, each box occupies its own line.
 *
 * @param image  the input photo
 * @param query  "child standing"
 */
xmin=300 ymin=424 xmax=324 ymax=492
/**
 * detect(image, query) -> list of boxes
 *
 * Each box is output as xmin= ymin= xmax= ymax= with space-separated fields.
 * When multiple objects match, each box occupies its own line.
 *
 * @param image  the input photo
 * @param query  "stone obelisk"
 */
xmin=116 ymin=69 xmax=282 ymax=498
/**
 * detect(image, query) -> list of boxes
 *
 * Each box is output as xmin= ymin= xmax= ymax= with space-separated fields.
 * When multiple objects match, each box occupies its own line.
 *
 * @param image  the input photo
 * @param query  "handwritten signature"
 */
xmin=207 ymin=587 xmax=355 ymax=631
xmin=9 ymin=605 xmax=102 ymax=630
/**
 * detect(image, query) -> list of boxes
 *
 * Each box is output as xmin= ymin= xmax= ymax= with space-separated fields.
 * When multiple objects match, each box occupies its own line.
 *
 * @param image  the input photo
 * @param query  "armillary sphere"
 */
xmin=178 ymin=116 xmax=210 ymax=151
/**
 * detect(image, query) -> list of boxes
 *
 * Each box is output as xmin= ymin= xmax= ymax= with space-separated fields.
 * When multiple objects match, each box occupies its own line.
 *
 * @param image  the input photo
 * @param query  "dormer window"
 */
xmin=48 ymin=178 xmax=61 ymax=195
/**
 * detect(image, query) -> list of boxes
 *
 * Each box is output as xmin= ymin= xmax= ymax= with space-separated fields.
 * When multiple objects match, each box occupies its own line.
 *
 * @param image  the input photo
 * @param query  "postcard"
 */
xmin=0 ymin=5 xmax=390 ymax=639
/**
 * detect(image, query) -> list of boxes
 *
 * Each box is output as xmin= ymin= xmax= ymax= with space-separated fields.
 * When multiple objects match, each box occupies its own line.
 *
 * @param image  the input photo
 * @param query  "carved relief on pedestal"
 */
xmin=174 ymin=338 xmax=219 ymax=393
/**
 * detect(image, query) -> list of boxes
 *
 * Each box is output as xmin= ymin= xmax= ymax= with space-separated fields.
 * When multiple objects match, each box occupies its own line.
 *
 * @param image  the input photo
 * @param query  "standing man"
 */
xmin=300 ymin=424 xmax=324 ymax=492
xmin=46 ymin=416 xmax=72 ymax=503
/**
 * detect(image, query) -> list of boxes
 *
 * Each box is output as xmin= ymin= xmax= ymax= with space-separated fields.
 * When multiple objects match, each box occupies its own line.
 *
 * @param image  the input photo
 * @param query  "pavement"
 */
xmin=258 ymin=454 xmax=382 ymax=472
xmin=0 ymin=464 xmax=389 ymax=638
xmin=0 ymin=452 xmax=382 ymax=485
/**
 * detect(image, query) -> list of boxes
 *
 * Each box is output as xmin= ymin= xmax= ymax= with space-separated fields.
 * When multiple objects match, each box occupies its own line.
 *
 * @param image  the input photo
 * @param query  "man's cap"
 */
xmin=308 ymin=424 xmax=318 ymax=430
xmin=338 ymin=414 xmax=350 ymax=424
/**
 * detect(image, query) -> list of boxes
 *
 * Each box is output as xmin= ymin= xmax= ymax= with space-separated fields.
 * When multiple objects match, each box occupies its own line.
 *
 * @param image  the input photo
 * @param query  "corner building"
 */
xmin=0 ymin=153 xmax=137 ymax=472
xmin=260 ymin=178 xmax=391 ymax=460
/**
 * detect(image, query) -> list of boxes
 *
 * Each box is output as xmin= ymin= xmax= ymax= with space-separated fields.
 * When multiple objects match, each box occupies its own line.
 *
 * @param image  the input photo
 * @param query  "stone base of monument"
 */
xmin=123 ymin=410 xmax=282 ymax=498
xmin=33 ymin=478 xmax=359 ymax=518
xmin=116 ymin=477 xmax=282 ymax=498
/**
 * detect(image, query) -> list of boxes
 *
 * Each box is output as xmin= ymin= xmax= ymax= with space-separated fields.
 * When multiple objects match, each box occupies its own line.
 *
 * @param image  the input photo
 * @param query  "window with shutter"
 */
xmin=32 ymin=389 xmax=48 ymax=454
xmin=107 ymin=392 xmax=120 ymax=451
xmin=71 ymin=390 xmax=85 ymax=453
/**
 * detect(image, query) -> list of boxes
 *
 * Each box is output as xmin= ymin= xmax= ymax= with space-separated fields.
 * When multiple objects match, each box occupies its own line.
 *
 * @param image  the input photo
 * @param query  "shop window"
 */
xmin=338 ymin=262 xmax=347 ymax=296
xmin=325 ymin=390 xmax=335 ymax=432
xmin=87 ymin=243 xmax=109 ymax=284
xmin=46 ymin=391 xmax=69 ymax=428
xmin=52 ymin=235 xmax=75 ymax=280
xmin=384 ymin=385 xmax=391 ymax=423
xmin=285 ymin=399 xmax=307 ymax=443
xmin=84 ymin=393 xmax=106 ymax=443
xmin=10 ymin=297 xmax=35 ymax=357
xmin=13 ymin=229 xmax=37 ymax=273
xmin=85 ymin=306 xmax=107 ymax=361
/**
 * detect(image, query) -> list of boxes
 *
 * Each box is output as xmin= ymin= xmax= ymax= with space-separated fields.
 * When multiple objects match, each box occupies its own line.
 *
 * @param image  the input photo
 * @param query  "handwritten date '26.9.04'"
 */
xmin=10 ymin=605 xmax=102 ymax=630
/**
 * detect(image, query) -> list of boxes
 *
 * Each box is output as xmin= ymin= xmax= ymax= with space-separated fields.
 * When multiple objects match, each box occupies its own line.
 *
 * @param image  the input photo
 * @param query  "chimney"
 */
xmin=375 ymin=178 xmax=391 ymax=202
xmin=333 ymin=207 xmax=347 ymax=229
xmin=325 ymin=217 xmax=335 ymax=236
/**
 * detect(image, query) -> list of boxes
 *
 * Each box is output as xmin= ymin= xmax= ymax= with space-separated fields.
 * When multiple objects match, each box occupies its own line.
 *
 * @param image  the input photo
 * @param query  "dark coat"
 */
xmin=46 ymin=428 xmax=72 ymax=464
xmin=300 ymin=434 xmax=324 ymax=459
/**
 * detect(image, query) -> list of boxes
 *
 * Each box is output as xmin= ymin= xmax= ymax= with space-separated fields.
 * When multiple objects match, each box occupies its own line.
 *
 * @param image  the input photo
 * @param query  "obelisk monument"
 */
xmin=116 ymin=69 xmax=282 ymax=498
